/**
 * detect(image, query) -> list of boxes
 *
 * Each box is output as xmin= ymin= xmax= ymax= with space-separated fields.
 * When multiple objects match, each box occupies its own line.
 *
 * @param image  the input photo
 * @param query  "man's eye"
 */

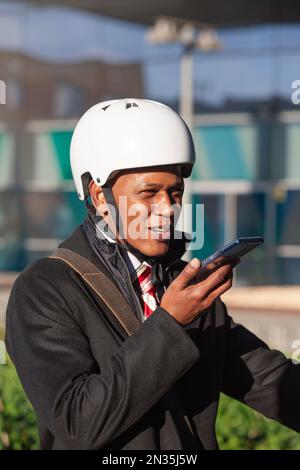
xmin=141 ymin=190 xmax=156 ymax=195
xmin=171 ymin=190 xmax=183 ymax=196
xmin=139 ymin=189 xmax=183 ymax=196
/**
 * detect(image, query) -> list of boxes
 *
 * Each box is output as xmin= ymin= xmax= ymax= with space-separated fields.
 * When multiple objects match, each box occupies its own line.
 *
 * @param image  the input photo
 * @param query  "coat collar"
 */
xmin=58 ymin=225 xmax=115 ymax=282
xmin=59 ymin=223 xmax=190 ymax=284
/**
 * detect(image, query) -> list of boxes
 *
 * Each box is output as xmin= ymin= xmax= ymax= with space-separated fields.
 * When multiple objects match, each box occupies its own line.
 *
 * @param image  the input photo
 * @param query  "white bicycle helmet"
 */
xmin=70 ymin=98 xmax=196 ymax=200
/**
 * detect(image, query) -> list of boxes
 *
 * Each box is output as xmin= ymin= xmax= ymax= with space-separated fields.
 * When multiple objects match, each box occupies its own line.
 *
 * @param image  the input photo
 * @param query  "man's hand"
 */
xmin=160 ymin=257 xmax=239 ymax=325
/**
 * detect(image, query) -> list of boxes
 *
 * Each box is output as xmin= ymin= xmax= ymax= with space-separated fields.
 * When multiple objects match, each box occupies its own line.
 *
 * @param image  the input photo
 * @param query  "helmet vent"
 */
xmin=125 ymin=102 xmax=139 ymax=109
xmin=102 ymin=105 xmax=111 ymax=111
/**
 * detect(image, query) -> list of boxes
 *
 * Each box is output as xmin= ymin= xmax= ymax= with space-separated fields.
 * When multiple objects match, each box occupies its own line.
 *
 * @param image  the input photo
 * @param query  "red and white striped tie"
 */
xmin=132 ymin=263 xmax=159 ymax=319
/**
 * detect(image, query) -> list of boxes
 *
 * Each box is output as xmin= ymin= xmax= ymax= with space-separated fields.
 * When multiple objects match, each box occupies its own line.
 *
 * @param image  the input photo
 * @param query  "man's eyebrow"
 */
xmin=138 ymin=182 xmax=184 ymax=189
xmin=139 ymin=183 xmax=162 ymax=188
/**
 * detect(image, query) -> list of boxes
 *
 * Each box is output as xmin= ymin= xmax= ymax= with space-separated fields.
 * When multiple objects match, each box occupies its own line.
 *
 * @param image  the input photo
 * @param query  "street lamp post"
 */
xmin=146 ymin=16 xmax=221 ymax=125
xmin=146 ymin=18 xmax=222 ymax=257
xmin=180 ymin=44 xmax=194 ymax=126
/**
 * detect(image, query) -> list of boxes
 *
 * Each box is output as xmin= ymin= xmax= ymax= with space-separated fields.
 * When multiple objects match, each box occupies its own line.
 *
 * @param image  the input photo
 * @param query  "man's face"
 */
xmin=93 ymin=165 xmax=184 ymax=257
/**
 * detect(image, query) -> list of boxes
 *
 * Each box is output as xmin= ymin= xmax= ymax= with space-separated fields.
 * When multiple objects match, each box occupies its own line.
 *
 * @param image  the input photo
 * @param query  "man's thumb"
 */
xmin=190 ymin=258 xmax=201 ymax=269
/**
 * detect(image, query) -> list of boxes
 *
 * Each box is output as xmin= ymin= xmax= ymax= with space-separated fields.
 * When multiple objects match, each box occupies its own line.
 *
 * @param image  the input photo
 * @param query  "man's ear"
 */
xmin=89 ymin=180 xmax=108 ymax=217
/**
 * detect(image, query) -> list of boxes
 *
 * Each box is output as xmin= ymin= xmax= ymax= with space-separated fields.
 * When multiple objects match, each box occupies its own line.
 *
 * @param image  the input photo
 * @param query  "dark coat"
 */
xmin=5 ymin=225 xmax=300 ymax=450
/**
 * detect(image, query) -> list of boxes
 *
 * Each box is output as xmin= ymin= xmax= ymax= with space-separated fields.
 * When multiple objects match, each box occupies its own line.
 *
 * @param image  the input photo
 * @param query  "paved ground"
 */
xmin=1 ymin=275 xmax=300 ymax=353
xmin=222 ymin=287 xmax=300 ymax=353
xmin=225 ymin=308 xmax=300 ymax=354
xmin=222 ymin=286 xmax=300 ymax=313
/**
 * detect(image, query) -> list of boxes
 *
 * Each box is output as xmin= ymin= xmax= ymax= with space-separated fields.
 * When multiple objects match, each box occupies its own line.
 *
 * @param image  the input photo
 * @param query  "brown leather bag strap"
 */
xmin=49 ymin=248 xmax=141 ymax=336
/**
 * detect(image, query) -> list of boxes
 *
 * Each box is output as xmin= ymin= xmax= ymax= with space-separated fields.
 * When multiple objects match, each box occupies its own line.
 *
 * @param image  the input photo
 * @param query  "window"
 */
xmin=53 ymin=82 xmax=85 ymax=118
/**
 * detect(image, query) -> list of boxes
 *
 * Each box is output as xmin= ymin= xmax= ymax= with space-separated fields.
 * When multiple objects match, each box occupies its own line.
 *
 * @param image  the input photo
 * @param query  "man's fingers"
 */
xmin=174 ymin=258 xmax=202 ymax=288
xmin=201 ymin=263 xmax=231 ymax=289
xmin=200 ymin=258 xmax=239 ymax=290
xmin=204 ymin=275 xmax=233 ymax=305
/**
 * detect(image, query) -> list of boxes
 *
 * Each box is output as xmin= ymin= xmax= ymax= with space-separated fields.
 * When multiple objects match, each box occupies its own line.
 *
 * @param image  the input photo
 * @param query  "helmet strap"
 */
xmin=101 ymin=184 xmax=162 ymax=266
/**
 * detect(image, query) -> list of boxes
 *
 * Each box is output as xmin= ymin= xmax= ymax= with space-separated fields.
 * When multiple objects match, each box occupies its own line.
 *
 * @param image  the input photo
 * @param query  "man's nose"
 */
xmin=155 ymin=192 xmax=176 ymax=218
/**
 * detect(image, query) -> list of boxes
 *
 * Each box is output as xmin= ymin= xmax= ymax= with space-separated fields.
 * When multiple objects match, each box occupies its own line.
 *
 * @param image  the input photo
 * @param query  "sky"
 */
xmin=0 ymin=1 xmax=300 ymax=105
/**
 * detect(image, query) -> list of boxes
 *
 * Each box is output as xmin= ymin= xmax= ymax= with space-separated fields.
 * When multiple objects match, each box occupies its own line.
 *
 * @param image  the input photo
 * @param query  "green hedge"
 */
xmin=216 ymin=391 xmax=300 ymax=450
xmin=0 ymin=358 xmax=38 ymax=449
xmin=1 ymin=357 xmax=300 ymax=450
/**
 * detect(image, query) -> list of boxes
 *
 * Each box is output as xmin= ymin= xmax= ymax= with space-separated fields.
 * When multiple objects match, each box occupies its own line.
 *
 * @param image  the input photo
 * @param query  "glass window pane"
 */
xmin=191 ymin=194 xmax=225 ymax=259
xmin=286 ymin=124 xmax=300 ymax=179
xmin=192 ymin=125 xmax=260 ymax=180
xmin=236 ymin=193 xmax=267 ymax=285
xmin=0 ymin=191 xmax=22 ymax=271
xmin=277 ymin=258 xmax=300 ymax=285
xmin=53 ymin=82 xmax=85 ymax=118
xmin=22 ymin=191 xmax=85 ymax=240
xmin=237 ymin=193 xmax=265 ymax=236
xmin=0 ymin=132 xmax=14 ymax=188
xmin=29 ymin=131 xmax=74 ymax=184
xmin=276 ymin=190 xmax=300 ymax=245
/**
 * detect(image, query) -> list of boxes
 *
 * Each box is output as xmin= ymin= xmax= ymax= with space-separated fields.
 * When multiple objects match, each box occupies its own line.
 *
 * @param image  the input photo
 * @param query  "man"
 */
xmin=5 ymin=99 xmax=300 ymax=450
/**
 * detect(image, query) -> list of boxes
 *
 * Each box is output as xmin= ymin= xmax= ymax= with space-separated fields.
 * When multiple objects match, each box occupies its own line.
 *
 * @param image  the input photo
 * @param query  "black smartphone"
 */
xmin=198 ymin=236 xmax=264 ymax=276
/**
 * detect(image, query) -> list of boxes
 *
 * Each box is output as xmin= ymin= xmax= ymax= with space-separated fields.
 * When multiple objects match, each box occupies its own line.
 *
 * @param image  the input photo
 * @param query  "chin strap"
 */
xmin=98 ymin=184 xmax=165 ymax=284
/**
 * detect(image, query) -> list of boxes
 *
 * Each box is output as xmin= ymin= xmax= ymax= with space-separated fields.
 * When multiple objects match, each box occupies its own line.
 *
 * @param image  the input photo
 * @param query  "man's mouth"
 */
xmin=150 ymin=226 xmax=170 ymax=233
xmin=148 ymin=225 xmax=172 ymax=240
